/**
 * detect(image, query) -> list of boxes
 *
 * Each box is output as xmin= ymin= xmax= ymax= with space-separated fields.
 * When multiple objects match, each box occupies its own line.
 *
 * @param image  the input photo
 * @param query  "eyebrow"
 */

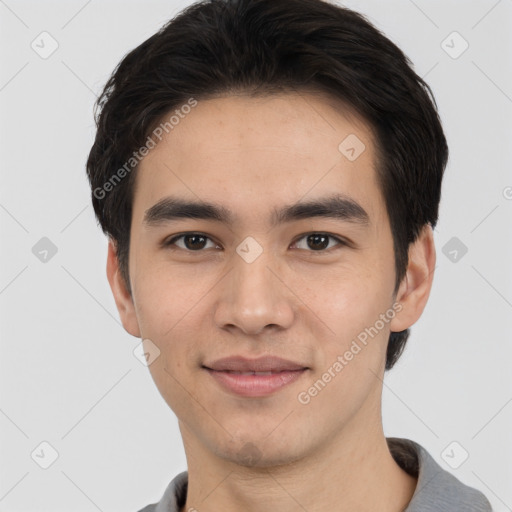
xmin=143 ymin=194 xmax=370 ymax=228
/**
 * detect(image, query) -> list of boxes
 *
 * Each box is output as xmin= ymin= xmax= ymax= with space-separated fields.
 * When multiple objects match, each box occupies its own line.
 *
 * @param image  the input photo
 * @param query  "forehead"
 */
xmin=132 ymin=91 xmax=385 ymax=227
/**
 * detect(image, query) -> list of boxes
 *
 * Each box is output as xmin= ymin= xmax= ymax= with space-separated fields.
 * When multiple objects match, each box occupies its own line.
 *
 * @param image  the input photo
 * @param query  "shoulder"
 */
xmin=136 ymin=471 xmax=188 ymax=512
xmin=387 ymin=437 xmax=493 ymax=512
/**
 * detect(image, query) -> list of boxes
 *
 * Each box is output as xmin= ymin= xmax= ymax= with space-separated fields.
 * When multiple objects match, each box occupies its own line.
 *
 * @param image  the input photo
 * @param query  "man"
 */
xmin=86 ymin=0 xmax=493 ymax=510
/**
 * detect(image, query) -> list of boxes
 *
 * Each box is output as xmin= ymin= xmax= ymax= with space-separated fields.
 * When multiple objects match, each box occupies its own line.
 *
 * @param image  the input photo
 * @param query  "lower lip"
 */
xmin=205 ymin=368 xmax=307 ymax=397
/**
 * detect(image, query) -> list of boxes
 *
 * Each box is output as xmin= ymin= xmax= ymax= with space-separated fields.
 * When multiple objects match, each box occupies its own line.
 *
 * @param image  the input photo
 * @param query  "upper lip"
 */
xmin=203 ymin=355 xmax=308 ymax=372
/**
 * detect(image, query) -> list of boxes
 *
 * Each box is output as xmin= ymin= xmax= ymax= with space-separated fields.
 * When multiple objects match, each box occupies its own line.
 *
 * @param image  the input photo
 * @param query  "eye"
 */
xmin=163 ymin=232 xmax=347 ymax=253
xmin=291 ymin=233 xmax=345 ymax=252
xmin=164 ymin=233 xmax=220 ymax=251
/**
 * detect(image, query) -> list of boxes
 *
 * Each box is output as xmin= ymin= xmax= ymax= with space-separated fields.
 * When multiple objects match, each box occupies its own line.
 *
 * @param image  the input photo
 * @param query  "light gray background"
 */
xmin=1 ymin=0 xmax=511 ymax=510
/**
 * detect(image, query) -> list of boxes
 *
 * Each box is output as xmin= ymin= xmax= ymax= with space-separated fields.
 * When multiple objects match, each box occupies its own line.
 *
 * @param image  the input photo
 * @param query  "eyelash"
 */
xmin=163 ymin=232 xmax=347 ymax=253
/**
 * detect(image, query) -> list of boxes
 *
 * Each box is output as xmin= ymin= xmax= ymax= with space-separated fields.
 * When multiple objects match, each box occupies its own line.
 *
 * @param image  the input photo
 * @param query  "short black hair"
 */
xmin=86 ymin=0 xmax=448 ymax=370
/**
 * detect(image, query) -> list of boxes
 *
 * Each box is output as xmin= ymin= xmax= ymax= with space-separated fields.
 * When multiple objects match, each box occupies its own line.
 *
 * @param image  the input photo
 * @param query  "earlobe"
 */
xmin=389 ymin=225 xmax=436 ymax=333
xmin=106 ymin=238 xmax=141 ymax=338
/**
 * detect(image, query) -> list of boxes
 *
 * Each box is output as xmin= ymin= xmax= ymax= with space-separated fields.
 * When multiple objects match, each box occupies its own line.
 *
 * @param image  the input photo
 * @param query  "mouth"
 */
xmin=210 ymin=370 xmax=292 ymax=376
xmin=204 ymin=368 xmax=307 ymax=397
xmin=203 ymin=355 xmax=308 ymax=373
xmin=202 ymin=355 xmax=309 ymax=397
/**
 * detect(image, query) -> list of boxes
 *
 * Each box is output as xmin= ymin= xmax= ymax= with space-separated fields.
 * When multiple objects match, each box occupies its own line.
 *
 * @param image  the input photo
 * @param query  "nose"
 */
xmin=213 ymin=245 xmax=295 ymax=336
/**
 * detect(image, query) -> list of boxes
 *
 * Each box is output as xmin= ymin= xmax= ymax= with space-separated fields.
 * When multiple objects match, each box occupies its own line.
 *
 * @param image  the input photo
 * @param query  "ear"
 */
xmin=106 ymin=238 xmax=141 ymax=338
xmin=389 ymin=224 xmax=436 ymax=332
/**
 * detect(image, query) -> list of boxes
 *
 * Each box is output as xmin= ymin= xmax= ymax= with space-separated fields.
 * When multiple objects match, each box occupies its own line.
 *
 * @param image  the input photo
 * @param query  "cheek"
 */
xmin=133 ymin=260 xmax=213 ymax=337
xmin=305 ymin=263 xmax=386 ymax=325
xmin=306 ymin=265 xmax=393 ymax=373
xmin=142 ymin=310 xmax=205 ymax=416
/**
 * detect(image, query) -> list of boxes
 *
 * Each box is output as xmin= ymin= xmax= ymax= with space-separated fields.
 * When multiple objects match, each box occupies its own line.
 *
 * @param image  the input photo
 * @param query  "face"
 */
xmin=108 ymin=91 xmax=432 ymax=468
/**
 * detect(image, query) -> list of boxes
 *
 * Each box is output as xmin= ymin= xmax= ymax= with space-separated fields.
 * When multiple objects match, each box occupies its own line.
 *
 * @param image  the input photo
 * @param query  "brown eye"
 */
xmin=182 ymin=234 xmax=207 ymax=250
xmin=307 ymin=234 xmax=329 ymax=250
xmin=292 ymin=233 xmax=344 ymax=252
xmin=165 ymin=233 xmax=218 ymax=251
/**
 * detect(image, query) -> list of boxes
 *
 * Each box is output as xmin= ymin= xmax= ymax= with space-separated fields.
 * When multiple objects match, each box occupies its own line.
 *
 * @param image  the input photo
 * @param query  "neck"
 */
xmin=179 ymin=413 xmax=417 ymax=512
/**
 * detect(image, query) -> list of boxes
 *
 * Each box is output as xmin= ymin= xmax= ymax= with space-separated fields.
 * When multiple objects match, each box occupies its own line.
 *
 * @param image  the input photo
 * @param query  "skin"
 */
xmin=107 ymin=91 xmax=436 ymax=512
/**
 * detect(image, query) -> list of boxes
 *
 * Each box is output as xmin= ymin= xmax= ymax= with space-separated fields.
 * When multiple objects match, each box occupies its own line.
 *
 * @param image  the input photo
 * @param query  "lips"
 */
xmin=203 ymin=355 xmax=308 ymax=397
xmin=203 ymin=355 xmax=308 ymax=373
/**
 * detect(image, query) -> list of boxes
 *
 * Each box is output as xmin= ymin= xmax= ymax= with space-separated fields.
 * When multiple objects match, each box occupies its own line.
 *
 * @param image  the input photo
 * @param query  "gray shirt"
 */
xmin=138 ymin=437 xmax=492 ymax=511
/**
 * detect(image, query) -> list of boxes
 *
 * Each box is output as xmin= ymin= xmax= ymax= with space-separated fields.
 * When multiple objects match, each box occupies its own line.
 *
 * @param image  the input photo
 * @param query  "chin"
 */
xmin=210 ymin=432 xmax=307 ymax=469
